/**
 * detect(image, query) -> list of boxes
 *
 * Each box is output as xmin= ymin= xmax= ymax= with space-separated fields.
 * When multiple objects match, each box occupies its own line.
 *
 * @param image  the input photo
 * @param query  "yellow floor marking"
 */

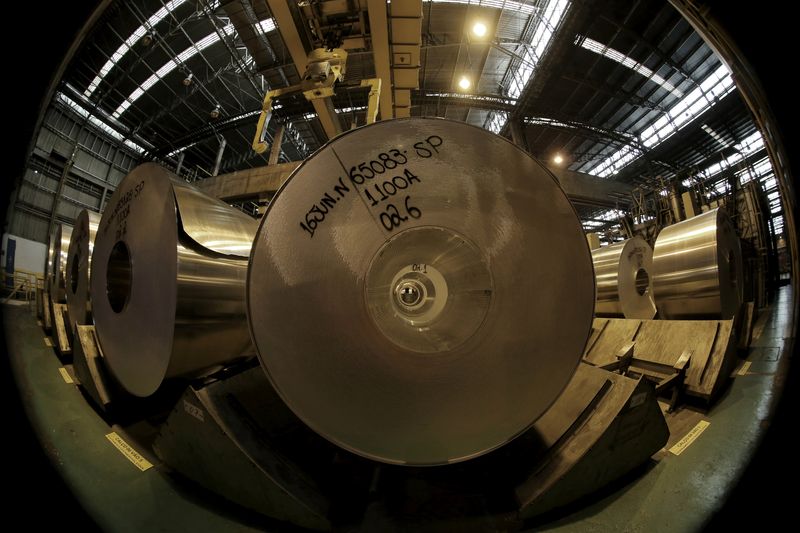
xmin=58 ymin=367 xmax=74 ymax=384
xmin=737 ymin=360 xmax=752 ymax=376
xmin=105 ymin=432 xmax=153 ymax=471
xmin=670 ymin=420 xmax=710 ymax=456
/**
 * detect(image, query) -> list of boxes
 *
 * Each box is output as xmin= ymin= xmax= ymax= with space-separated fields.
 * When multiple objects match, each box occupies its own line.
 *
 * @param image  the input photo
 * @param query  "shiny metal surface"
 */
xmin=50 ymin=224 xmax=73 ymax=303
xmin=248 ymin=118 xmax=595 ymax=465
xmin=65 ymin=210 xmax=100 ymax=327
xmin=652 ymin=207 xmax=743 ymax=319
xmin=592 ymin=236 xmax=657 ymax=319
xmin=91 ymin=163 xmax=257 ymax=397
xmin=171 ymin=182 xmax=257 ymax=257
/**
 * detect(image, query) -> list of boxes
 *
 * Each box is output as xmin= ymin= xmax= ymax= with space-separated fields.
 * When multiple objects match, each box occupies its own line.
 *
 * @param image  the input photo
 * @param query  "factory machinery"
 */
xmin=36 ymin=118 xmax=755 ymax=530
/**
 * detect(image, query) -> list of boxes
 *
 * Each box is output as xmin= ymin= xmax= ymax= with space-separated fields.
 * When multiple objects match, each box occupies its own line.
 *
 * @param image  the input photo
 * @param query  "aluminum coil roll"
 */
xmin=652 ymin=207 xmax=743 ymax=319
xmin=50 ymin=224 xmax=73 ymax=303
xmin=592 ymin=236 xmax=657 ymax=319
xmin=65 ymin=210 xmax=101 ymax=327
xmin=248 ymin=118 xmax=595 ymax=465
xmin=91 ymin=163 xmax=258 ymax=397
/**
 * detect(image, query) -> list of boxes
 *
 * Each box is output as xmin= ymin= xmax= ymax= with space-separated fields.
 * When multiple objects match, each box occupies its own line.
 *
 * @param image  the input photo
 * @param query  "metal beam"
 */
xmin=509 ymin=120 xmax=528 ymax=151
xmin=267 ymin=0 xmax=341 ymax=139
xmin=194 ymin=162 xmax=301 ymax=201
xmin=560 ymin=72 xmax=668 ymax=112
xmin=507 ymin=115 xmax=631 ymax=209
xmin=389 ymin=0 xmax=422 ymax=118
xmin=212 ymin=137 xmax=227 ymax=176
xmin=269 ymin=125 xmax=285 ymax=165
xmin=547 ymin=165 xmax=633 ymax=209
xmin=196 ymin=158 xmax=630 ymax=210
xmin=367 ymin=0 xmax=393 ymax=120
xmin=311 ymin=98 xmax=342 ymax=139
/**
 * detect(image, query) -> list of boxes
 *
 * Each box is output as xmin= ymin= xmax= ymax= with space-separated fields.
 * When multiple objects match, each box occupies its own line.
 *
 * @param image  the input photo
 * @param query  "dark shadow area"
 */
xmin=706 ymin=297 xmax=796 ymax=528
xmin=522 ymin=458 xmax=660 ymax=529
xmin=157 ymin=466 xmax=313 ymax=533
xmin=3 ymin=3 xmax=102 ymax=530
xmin=2 ymin=318 xmax=97 ymax=531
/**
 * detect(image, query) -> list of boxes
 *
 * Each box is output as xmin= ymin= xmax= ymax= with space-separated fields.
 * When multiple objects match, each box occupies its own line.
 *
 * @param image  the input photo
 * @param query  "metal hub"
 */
xmin=365 ymin=226 xmax=488 ymax=354
xmin=396 ymin=279 xmax=425 ymax=308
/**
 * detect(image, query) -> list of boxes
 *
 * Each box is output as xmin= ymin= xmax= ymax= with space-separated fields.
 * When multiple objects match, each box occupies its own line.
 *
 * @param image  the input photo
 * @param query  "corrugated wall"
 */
xmin=8 ymin=102 xmax=139 ymax=243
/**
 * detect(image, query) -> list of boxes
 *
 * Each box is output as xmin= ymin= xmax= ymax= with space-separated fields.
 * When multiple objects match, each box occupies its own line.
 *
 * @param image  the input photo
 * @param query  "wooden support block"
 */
xmin=584 ymin=318 xmax=641 ymax=366
xmin=598 ymin=341 xmax=634 ymax=373
xmin=584 ymin=318 xmax=736 ymax=401
xmin=42 ymin=290 xmax=53 ymax=332
xmin=72 ymin=325 xmax=114 ymax=412
xmin=52 ymin=303 xmax=72 ymax=357
xmin=36 ymin=287 xmax=44 ymax=318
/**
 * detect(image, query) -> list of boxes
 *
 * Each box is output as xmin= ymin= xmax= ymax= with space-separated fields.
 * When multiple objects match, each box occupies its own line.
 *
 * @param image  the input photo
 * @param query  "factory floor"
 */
xmin=2 ymin=285 xmax=795 ymax=532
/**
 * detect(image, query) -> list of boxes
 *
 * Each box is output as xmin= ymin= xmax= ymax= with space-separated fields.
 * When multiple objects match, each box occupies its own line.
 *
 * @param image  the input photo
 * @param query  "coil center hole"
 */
xmin=635 ymin=268 xmax=650 ymax=296
xmin=395 ymin=279 xmax=426 ymax=309
xmin=70 ymin=252 xmax=80 ymax=294
xmin=107 ymin=241 xmax=132 ymax=314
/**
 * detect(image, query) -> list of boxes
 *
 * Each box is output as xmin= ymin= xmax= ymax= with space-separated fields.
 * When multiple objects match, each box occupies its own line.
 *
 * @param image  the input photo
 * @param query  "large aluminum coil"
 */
xmin=592 ymin=236 xmax=657 ymax=319
xmin=91 ymin=163 xmax=258 ymax=397
xmin=652 ymin=207 xmax=743 ymax=319
xmin=50 ymin=224 xmax=73 ymax=303
xmin=248 ymin=118 xmax=595 ymax=465
xmin=65 ymin=210 xmax=101 ymax=327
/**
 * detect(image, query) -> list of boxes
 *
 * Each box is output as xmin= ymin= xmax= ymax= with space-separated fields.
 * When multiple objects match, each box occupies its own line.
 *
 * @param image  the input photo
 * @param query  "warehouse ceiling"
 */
xmin=56 ymin=0 xmax=779 ymax=235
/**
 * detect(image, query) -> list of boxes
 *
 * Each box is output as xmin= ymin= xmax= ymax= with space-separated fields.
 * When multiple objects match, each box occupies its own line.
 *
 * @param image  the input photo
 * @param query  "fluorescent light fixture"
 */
xmin=336 ymin=105 xmax=368 ymax=113
xmin=701 ymin=124 xmax=731 ymax=147
xmin=524 ymin=116 xmax=638 ymax=144
xmin=112 ymin=17 xmax=275 ymax=118
xmin=588 ymin=64 xmax=735 ymax=178
xmin=113 ymin=24 xmax=234 ymax=117
xmin=577 ymin=36 xmax=684 ymax=98
xmin=484 ymin=0 xmax=570 ymax=133
xmin=427 ymin=92 xmax=517 ymax=107
xmin=85 ymin=0 xmax=189 ymax=98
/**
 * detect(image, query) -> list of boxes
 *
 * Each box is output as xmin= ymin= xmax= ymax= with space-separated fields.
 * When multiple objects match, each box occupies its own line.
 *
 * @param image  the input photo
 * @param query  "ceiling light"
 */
xmin=472 ymin=22 xmax=488 ymax=38
xmin=458 ymin=76 xmax=471 ymax=90
xmin=182 ymin=73 xmax=193 ymax=86
xmin=141 ymin=32 xmax=154 ymax=47
xmin=210 ymin=104 xmax=221 ymax=119
xmin=553 ymin=154 xmax=564 ymax=165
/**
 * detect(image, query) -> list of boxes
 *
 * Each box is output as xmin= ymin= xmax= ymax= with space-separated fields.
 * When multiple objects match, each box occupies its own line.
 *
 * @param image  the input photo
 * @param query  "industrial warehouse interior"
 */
xmin=2 ymin=0 xmax=796 ymax=530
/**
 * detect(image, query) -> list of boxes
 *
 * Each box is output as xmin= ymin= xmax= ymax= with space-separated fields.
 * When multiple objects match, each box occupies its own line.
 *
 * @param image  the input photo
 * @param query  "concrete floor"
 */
xmin=2 ymin=285 xmax=795 ymax=531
